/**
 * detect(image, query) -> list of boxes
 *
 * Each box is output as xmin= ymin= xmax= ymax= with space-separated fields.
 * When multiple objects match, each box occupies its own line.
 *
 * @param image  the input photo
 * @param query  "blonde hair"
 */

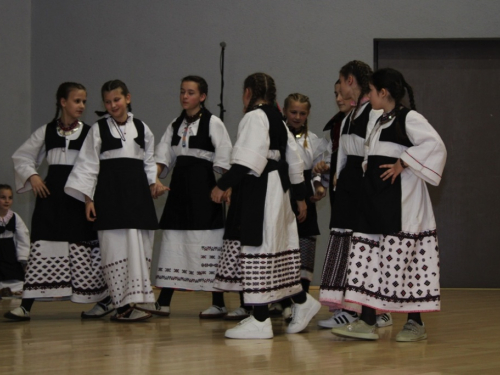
xmin=283 ymin=93 xmax=311 ymax=148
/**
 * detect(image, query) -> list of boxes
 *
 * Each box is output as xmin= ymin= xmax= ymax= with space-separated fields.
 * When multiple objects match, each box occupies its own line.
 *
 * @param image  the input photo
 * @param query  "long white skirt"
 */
xmin=98 ymin=229 xmax=155 ymax=308
xmin=154 ymin=229 xmax=224 ymax=291
xmin=340 ymin=230 xmax=440 ymax=313
xmin=23 ymin=240 xmax=108 ymax=303
xmin=214 ymin=172 xmax=302 ymax=305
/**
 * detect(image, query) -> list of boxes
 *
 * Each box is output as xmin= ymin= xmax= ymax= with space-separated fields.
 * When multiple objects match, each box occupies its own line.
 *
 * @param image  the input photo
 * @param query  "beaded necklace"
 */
xmin=57 ymin=119 xmax=80 ymax=136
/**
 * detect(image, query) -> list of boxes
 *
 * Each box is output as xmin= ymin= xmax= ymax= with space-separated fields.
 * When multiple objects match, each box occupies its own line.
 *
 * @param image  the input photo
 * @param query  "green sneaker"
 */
xmin=331 ymin=319 xmax=379 ymax=340
xmin=396 ymin=320 xmax=427 ymax=342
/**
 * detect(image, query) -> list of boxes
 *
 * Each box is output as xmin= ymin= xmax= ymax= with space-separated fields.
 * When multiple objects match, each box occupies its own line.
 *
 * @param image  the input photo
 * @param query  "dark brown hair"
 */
xmin=243 ymin=73 xmax=277 ymax=113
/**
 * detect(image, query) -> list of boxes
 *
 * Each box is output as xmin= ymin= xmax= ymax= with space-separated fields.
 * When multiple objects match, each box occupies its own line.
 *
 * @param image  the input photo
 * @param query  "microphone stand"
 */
xmin=218 ymin=42 xmax=227 ymax=221
xmin=218 ymin=42 xmax=226 ymax=121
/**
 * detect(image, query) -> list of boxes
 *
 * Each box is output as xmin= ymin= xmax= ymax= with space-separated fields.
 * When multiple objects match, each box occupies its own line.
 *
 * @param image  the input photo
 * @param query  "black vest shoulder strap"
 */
xmin=257 ymin=105 xmax=287 ymax=155
xmin=341 ymin=103 xmax=372 ymax=139
xmin=98 ymin=118 xmax=123 ymax=153
xmin=44 ymin=120 xmax=65 ymax=154
xmin=132 ymin=118 xmax=145 ymax=149
xmin=257 ymin=104 xmax=291 ymax=192
xmin=170 ymin=111 xmax=185 ymax=146
xmin=188 ymin=108 xmax=214 ymax=152
xmin=67 ymin=123 xmax=91 ymax=151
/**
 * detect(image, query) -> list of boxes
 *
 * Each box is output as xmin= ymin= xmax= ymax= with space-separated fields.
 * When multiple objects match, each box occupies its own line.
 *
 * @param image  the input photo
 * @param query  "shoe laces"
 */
xmin=402 ymin=320 xmax=422 ymax=334
xmin=289 ymin=304 xmax=296 ymax=321
xmin=237 ymin=316 xmax=253 ymax=325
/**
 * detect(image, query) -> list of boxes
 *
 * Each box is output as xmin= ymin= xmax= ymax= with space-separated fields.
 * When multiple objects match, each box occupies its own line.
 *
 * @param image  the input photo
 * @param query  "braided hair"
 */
xmin=52 ymin=82 xmax=86 ymax=122
xmin=283 ymin=93 xmax=311 ymax=148
xmin=96 ymin=79 xmax=132 ymax=116
xmin=243 ymin=73 xmax=277 ymax=113
xmin=370 ymin=68 xmax=416 ymax=140
xmin=339 ymin=60 xmax=373 ymax=124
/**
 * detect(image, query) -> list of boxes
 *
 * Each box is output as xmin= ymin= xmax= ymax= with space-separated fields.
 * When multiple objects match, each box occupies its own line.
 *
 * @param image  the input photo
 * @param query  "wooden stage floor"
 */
xmin=1 ymin=289 xmax=499 ymax=374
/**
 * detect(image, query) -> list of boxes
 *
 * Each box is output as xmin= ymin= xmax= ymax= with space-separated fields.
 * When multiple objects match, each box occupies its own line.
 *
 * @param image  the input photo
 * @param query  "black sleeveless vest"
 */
xmin=0 ymin=213 xmax=16 ymax=235
xmin=44 ymin=120 xmax=90 ymax=155
xmin=378 ymin=107 xmax=414 ymax=147
xmin=97 ymin=117 xmax=145 ymax=153
xmin=341 ymin=103 xmax=372 ymax=138
xmin=170 ymin=108 xmax=215 ymax=152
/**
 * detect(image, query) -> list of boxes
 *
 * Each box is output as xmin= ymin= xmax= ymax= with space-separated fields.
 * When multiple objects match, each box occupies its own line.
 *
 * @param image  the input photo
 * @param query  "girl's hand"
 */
xmin=380 ymin=159 xmax=405 ymax=184
xmin=29 ymin=175 xmax=50 ymax=198
xmin=151 ymin=180 xmax=170 ymax=199
xmin=313 ymin=161 xmax=329 ymax=174
xmin=333 ymin=173 xmax=337 ymax=188
xmin=222 ymin=188 xmax=232 ymax=204
xmin=85 ymin=200 xmax=96 ymax=222
xmin=211 ymin=186 xmax=225 ymax=204
xmin=296 ymin=200 xmax=307 ymax=223
xmin=310 ymin=184 xmax=326 ymax=202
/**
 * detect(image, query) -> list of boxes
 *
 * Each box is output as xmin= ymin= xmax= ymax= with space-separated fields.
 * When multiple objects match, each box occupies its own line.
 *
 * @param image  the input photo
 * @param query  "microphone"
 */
xmin=220 ymin=42 xmax=226 ymax=49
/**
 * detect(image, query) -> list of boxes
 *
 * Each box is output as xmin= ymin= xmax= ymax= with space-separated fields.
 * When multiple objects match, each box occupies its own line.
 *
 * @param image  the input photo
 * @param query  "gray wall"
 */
xmin=0 ymin=1 xmax=32 ymax=221
xmin=2 ymin=0 xmax=500 ymax=285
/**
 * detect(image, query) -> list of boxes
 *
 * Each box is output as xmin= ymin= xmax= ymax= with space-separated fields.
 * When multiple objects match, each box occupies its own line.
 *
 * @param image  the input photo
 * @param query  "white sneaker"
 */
xmin=225 ymin=316 xmax=273 ymax=339
xmin=81 ymin=301 xmax=115 ymax=319
xmin=396 ymin=320 xmax=427 ymax=342
xmin=282 ymin=306 xmax=292 ymax=323
xmin=199 ymin=305 xmax=227 ymax=319
xmin=376 ymin=313 xmax=393 ymax=327
xmin=224 ymin=307 xmax=250 ymax=321
xmin=317 ymin=310 xmax=358 ymax=328
xmin=286 ymin=294 xmax=321 ymax=334
xmin=4 ymin=306 xmax=30 ymax=321
xmin=135 ymin=302 xmax=170 ymax=317
xmin=332 ymin=320 xmax=379 ymax=340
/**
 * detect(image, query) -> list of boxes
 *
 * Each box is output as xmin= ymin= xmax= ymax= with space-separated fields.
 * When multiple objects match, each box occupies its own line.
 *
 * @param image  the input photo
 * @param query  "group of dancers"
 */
xmin=0 ymin=59 xmax=446 ymax=342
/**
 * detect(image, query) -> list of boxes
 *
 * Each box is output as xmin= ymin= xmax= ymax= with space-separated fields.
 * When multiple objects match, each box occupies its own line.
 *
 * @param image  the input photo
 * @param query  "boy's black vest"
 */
xmin=170 ymin=108 xmax=215 ymax=152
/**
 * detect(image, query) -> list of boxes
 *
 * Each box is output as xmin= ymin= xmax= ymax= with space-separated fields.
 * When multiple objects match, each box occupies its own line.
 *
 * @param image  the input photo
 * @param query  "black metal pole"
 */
xmin=218 ymin=42 xmax=226 ymax=121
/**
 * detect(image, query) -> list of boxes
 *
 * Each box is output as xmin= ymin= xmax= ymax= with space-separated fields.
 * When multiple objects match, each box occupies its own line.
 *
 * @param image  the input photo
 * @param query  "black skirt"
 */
xmin=159 ymin=156 xmax=224 ymax=230
xmin=291 ymin=169 xmax=320 ymax=237
xmin=224 ymin=159 xmax=288 ymax=247
xmin=357 ymin=155 xmax=402 ymax=235
xmin=0 ymin=238 xmax=24 ymax=281
xmin=93 ymin=158 xmax=158 ymax=231
xmin=330 ymin=155 xmax=364 ymax=230
xmin=31 ymin=165 xmax=96 ymax=242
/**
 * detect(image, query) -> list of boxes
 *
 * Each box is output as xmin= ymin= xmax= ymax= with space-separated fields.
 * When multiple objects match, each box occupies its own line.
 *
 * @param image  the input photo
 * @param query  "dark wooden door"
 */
xmin=375 ymin=39 xmax=500 ymax=287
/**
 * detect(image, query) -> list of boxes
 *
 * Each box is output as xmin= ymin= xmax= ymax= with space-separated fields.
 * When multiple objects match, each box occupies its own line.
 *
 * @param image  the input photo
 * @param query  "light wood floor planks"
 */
xmin=1 ymin=289 xmax=499 ymax=375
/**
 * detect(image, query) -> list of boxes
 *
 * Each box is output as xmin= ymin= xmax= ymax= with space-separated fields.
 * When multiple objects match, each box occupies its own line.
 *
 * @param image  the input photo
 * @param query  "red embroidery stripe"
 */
xmin=405 ymin=151 xmax=441 ymax=178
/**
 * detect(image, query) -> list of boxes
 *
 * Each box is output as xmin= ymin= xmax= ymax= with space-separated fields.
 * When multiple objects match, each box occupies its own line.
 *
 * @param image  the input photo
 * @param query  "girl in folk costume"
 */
xmin=332 ymin=68 xmax=446 ymax=341
xmin=65 ymin=80 xmax=158 ymax=322
xmin=211 ymin=73 xmax=321 ymax=339
xmin=0 ymin=184 xmax=29 ymax=296
xmin=317 ymin=61 xmax=392 ymax=329
xmin=273 ymin=93 xmax=328 ymax=321
xmin=315 ymin=81 xmax=367 ymax=328
xmin=5 ymin=83 xmax=109 ymax=321
xmin=141 ymin=76 xmax=233 ymax=318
